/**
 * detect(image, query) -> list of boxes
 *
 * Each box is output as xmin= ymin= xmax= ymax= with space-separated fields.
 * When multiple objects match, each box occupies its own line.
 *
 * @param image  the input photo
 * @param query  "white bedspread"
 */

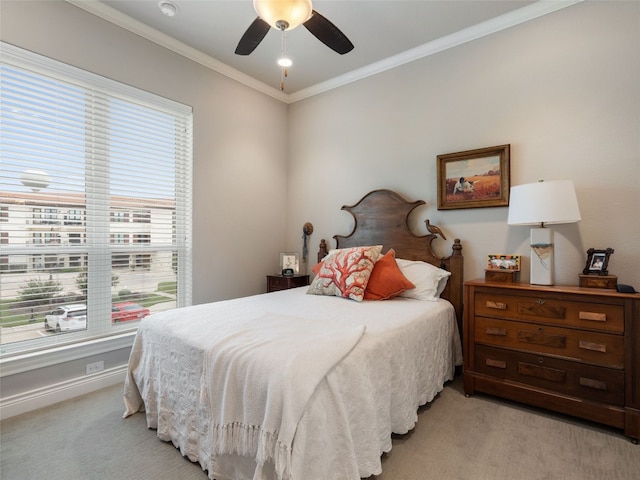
xmin=205 ymin=313 xmax=364 ymax=479
xmin=123 ymin=287 xmax=462 ymax=480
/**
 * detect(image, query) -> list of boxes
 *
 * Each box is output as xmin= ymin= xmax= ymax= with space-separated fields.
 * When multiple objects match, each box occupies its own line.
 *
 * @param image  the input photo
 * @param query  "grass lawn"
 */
xmin=0 ymin=293 xmax=174 ymax=328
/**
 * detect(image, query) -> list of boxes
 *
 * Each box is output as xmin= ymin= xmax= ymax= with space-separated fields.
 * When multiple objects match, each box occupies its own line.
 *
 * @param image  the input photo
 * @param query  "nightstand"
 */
xmin=463 ymin=279 xmax=639 ymax=442
xmin=266 ymin=274 xmax=310 ymax=293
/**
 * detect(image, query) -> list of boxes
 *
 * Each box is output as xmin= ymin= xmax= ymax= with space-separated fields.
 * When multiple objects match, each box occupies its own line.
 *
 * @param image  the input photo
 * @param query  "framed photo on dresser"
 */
xmin=583 ymin=247 xmax=614 ymax=275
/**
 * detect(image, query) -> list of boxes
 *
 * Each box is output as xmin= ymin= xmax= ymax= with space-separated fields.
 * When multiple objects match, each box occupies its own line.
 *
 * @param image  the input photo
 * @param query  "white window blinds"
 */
xmin=0 ymin=42 xmax=193 ymax=354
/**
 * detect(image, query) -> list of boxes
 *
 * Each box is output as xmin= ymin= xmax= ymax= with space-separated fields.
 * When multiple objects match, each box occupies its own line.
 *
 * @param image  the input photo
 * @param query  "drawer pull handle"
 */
xmin=579 ymin=340 xmax=607 ymax=353
xmin=579 ymin=377 xmax=607 ymax=391
xmin=485 ymin=327 xmax=507 ymax=336
xmin=485 ymin=358 xmax=507 ymax=369
xmin=536 ymin=299 xmax=546 ymax=305
xmin=486 ymin=301 xmax=507 ymax=310
xmin=579 ymin=311 xmax=607 ymax=322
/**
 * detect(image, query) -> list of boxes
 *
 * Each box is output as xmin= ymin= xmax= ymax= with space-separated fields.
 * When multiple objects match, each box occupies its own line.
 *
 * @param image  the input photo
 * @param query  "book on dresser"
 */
xmin=463 ymin=279 xmax=639 ymax=443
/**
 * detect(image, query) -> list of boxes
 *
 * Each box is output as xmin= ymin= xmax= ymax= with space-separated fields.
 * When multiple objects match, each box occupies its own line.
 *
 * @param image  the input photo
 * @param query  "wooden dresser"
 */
xmin=463 ymin=279 xmax=639 ymax=442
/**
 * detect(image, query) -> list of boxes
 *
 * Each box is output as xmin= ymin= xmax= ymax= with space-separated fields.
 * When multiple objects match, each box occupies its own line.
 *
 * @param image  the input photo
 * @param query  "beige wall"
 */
xmin=287 ymin=1 xmax=640 ymax=288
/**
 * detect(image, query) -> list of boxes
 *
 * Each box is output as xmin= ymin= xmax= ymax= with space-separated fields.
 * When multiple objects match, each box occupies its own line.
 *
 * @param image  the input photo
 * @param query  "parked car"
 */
xmin=44 ymin=304 xmax=87 ymax=332
xmin=111 ymin=302 xmax=150 ymax=323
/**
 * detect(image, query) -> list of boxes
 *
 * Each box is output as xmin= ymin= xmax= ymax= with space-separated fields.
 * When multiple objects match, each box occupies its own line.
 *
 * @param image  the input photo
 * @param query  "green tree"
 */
xmin=18 ymin=278 xmax=63 ymax=305
xmin=75 ymin=269 xmax=120 ymax=299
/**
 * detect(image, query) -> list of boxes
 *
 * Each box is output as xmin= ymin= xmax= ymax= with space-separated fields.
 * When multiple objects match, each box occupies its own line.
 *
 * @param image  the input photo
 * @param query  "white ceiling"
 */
xmin=69 ymin=1 xmax=580 ymax=102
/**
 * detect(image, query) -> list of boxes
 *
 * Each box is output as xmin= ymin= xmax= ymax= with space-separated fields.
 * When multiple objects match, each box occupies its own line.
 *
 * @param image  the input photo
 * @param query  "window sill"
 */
xmin=0 ymin=332 xmax=136 ymax=377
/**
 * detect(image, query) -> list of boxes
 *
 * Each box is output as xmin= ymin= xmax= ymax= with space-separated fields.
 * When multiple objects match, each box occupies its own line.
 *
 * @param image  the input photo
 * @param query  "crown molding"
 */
xmin=65 ymin=0 xmax=288 ymax=102
xmin=67 ymin=0 xmax=582 ymax=105
xmin=287 ymin=0 xmax=583 ymax=103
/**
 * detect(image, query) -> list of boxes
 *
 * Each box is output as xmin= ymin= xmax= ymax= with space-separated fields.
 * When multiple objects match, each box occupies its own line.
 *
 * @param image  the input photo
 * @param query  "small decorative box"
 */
xmin=579 ymin=274 xmax=617 ymax=289
xmin=485 ymin=270 xmax=519 ymax=283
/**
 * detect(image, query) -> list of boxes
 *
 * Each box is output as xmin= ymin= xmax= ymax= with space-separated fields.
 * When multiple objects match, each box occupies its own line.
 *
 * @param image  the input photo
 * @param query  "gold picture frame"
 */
xmin=437 ymin=144 xmax=510 ymax=210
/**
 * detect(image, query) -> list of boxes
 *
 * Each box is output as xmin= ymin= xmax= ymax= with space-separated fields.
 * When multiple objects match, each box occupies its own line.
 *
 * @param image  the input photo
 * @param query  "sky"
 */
xmin=444 ymin=154 xmax=501 ymax=180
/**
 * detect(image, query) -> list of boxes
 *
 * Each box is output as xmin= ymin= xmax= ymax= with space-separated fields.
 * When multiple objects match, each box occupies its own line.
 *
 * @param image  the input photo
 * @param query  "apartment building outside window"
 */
xmin=0 ymin=43 xmax=193 ymax=354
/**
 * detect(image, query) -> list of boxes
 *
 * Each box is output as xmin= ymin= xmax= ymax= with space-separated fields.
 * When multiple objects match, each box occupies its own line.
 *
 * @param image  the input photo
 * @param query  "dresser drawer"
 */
xmin=475 ymin=292 xmax=624 ymax=333
xmin=474 ymin=345 xmax=624 ymax=406
xmin=267 ymin=275 xmax=309 ymax=292
xmin=475 ymin=317 xmax=624 ymax=368
xmin=268 ymin=276 xmax=290 ymax=291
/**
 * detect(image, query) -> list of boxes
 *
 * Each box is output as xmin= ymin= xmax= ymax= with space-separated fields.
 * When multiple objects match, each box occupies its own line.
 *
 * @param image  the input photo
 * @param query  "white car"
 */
xmin=44 ymin=304 xmax=87 ymax=332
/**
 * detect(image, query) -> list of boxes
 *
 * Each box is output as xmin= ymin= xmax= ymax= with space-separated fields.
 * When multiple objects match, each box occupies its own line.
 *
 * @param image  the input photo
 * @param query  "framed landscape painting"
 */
xmin=437 ymin=144 xmax=510 ymax=210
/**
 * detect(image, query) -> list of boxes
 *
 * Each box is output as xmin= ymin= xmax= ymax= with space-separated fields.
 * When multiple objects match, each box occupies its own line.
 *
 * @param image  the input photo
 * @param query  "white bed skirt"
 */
xmin=124 ymin=287 xmax=462 ymax=480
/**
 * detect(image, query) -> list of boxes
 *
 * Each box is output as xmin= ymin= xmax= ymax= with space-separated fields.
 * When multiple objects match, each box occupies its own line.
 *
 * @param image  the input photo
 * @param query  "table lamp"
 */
xmin=507 ymin=180 xmax=581 ymax=285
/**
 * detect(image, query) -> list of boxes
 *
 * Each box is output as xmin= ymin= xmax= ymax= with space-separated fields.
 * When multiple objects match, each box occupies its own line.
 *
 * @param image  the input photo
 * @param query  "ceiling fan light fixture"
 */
xmin=253 ymin=0 xmax=312 ymax=31
xmin=158 ymin=1 xmax=178 ymax=17
xmin=277 ymin=57 xmax=293 ymax=68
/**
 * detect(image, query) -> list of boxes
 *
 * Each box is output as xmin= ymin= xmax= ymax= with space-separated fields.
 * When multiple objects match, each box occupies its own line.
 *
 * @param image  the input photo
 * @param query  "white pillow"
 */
xmin=395 ymin=258 xmax=451 ymax=301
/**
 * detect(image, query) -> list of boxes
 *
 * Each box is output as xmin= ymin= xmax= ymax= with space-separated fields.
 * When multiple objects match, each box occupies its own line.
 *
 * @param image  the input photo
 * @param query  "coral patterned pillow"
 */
xmin=364 ymin=249 xmax=415 ymax=300
xmin=307 ymin=245 xmax=382 ymax=302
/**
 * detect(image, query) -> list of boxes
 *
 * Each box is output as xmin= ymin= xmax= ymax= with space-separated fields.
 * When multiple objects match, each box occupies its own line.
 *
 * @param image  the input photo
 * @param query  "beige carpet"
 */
xmin=2 ymin=376 xmax=638 ymax=480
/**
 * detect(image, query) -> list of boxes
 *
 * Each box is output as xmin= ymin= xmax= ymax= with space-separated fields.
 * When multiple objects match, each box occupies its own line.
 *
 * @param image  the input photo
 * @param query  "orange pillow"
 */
xmin=311 ymin=261 xmax=323 ymax=275
xmin=364 ymin=249 xmax=415 ymax=300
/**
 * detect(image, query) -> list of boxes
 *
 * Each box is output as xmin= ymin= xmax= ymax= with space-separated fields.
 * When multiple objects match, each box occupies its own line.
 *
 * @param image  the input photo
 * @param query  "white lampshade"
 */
xmin=508 ymin=180 xmax=581 ymax=226
xmin=254 ymin=0 xmax=313 ymax=30
xmin=507 ymin=180 xmax=581 ymax=286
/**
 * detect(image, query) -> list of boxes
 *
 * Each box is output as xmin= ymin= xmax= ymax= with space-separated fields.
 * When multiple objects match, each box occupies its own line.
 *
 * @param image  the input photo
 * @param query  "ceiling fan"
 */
xmin=235 ymin=0 xmax=354 ymax=56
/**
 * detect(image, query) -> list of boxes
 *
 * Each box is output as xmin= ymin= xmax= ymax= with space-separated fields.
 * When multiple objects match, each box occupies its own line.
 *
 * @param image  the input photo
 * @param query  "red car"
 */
xmin=112 ymin=302 xmax=150 ymax=323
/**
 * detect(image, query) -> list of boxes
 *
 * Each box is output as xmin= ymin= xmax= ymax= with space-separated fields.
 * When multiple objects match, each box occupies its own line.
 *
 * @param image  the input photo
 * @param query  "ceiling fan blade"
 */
xmin=235 ymin=17 xmax=271 ymax=55
xmin=303 ymin=10 xmax=354 ymax=55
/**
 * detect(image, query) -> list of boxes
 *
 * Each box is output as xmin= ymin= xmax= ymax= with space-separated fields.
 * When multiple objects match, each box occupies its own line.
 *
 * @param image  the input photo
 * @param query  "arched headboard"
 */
xmin=320 ymin=189 xmax=464 ymax=333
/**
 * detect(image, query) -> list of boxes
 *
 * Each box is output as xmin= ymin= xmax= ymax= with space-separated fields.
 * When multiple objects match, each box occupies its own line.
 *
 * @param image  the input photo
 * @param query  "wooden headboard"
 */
xmin=318 ymin=189 xmax=464 ymax=333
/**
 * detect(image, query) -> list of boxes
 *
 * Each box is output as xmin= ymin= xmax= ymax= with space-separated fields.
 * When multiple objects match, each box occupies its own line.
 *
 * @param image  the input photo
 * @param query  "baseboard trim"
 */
xmin=0 ymin=365 xmax=127 ymax=420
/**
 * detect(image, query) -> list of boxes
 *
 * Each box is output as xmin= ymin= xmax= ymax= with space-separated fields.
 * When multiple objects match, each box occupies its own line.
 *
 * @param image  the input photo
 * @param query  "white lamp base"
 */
xmin=530 ymin=227 xmax=554 ymax=285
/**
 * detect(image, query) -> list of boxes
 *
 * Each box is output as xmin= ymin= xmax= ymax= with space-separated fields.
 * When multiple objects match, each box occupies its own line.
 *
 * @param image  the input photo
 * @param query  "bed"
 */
xmin=123 ymin=189 xmax=464 ymax=480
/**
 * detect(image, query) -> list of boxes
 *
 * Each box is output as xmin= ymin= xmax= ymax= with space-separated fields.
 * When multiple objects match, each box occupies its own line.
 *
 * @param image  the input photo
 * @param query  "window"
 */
xmin=32 ymin=208 xmax=42 ymax=224
xmin=65 ymin=209 xmax=83 ymax=225
xmin=0 ymin=43 xmax=193 ymax=355
xmin=133 ymin=234 xmax=150 ymax=244
xmin=110 ymin=233 xmax=128 ymax=245
xmin=68 ymin=233 xmax=83 ymax=244
xmin=132 ymin=210 xmax=151 ymax=223
xmin=110 ymin=211 xmax=129 ymax=223
xmin=43 ymin=208 xmax=59 ymax=225
xmin=44 ymin=232 xmax=60 ymax=245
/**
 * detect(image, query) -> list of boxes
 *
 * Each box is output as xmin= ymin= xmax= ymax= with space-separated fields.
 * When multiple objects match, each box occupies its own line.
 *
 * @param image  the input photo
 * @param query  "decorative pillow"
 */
xmin=311 ymin=260 xmax=323 ymax=275
xmin=307 ymin=245 xmax=382 ymax=302
xmin=311 ymin=247 xmax=361 ymax=275
xmin=395 ymin=258 xmax=451 ymax=301
xmin=364 ymin=249 xmax=415 ymax=300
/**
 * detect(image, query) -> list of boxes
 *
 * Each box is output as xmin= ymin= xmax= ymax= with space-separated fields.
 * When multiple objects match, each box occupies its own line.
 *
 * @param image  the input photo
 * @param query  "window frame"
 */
xmin=0 ymin=42 xmax=193 ymax=360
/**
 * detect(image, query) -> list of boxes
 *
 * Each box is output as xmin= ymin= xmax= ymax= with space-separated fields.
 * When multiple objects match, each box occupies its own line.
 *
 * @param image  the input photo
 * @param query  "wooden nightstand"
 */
xmin=266 ymin=274 xmax=310 ymax=293
xmin=463 ymin=279 xmax=640 ymax=442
